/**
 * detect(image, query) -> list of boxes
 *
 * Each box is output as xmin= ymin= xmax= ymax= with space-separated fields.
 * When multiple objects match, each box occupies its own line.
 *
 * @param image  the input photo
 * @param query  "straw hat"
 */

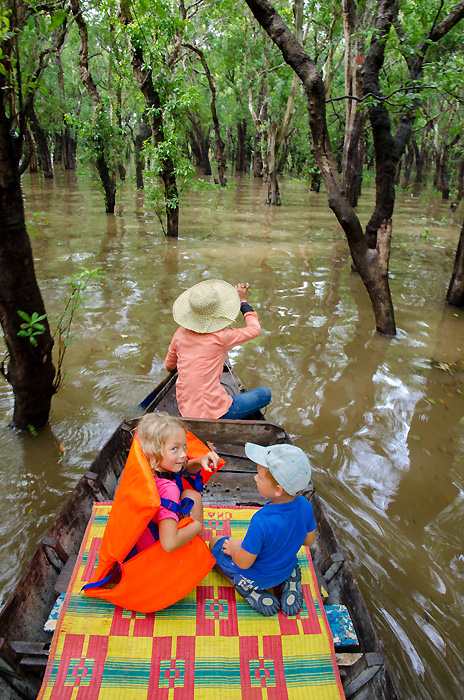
xmin=172 ymin=279 xmax=241 ymax=333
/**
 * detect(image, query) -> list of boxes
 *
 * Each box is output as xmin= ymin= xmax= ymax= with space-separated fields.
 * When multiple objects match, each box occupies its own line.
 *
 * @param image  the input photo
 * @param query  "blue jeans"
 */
xmin=211 ymin=537 xmax=263 ymax=590
xmin=220 ymin=387 xmax=271 ymax=420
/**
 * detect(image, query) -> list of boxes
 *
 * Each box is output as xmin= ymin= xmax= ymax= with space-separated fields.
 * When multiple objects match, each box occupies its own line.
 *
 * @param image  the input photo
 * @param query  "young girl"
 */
xmin=135 ymin=412 xmax=219 ymax=553
xmin=165 ymin=279 xmax=272 ymax=419
xmin=82 ymin=412 xmax=222 ymax=612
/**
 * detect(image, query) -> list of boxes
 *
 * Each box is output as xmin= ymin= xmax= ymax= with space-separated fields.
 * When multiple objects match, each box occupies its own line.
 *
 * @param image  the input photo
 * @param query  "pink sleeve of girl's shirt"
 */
xmin=165 ymin=333 xmax=178 ymax=371
xmin=135 ymin=477 xmax=180 ymax=553
xmin=154 ymin=477 xmax=181 ymax=523
xmin=218 ymin=311 xmax=261 ymax=350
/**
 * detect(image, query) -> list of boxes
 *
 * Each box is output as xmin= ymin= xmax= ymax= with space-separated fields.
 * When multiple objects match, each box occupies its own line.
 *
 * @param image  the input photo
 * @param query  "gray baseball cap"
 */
xmin=245 ymin=442 xmax=312 ymax=496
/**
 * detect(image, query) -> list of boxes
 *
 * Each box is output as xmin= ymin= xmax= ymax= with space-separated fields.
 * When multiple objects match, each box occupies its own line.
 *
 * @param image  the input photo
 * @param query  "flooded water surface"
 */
xmin=1 ymin=167 xmax=463 ymax=699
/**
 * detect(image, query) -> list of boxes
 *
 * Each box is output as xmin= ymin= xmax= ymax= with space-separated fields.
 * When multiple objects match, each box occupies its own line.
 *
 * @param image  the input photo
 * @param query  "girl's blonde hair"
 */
xmin=135 ymin=412 xmax=186 ymax=471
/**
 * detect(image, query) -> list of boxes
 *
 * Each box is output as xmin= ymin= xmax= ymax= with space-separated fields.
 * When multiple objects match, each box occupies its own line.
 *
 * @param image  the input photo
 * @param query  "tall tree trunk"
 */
xmin=0 ymin=96 xmax=56 ymax=429
xmin=447 ymin=219 xmax=464 ymax=306
xmin=26 ymin=102 xmax=53 ymax=179
xmin=53 ymin=131 xmax=62 ymax=164
xmin=186 ymin=111 xmax=212 ymax=175
xmin=449 ymin=155 xmax=464 ymax=212
xmin=185 ymin=44 xmax=226 ymax=186
xmin=267 ymin=120 xmax=280 ymax=204
xmin=71 ymin=0 xmax=116 ymax=213
xmin=266 ymin=0 xmax=305 ymax=204
xmin=341 ymin=0 xmax=366 ymax=207
xmin=277 ymin=134 xmax=288 ymax=173
xmin=118 ymin=0 xmax=179 ymax=237
xmin=56 ymin=54 xmax=77 ymax=170
xmin=188 ymin=129 xmax=203 ymax=168
xmin=438 ymin=133 xmax=460 ymax=201
xmin=134 ymin=118 xmax=151 ymax=189
xmin=400 ymin=143 xmax=414 ymax=189
xmin=236 ymin=120 xmax=247 ymax=171
xmin=253 ymin=129 xmax=263 ymax=177
xmin=410 ymin=136 xmax=423 ymax=193
xmin=244 ymin=0 xmax=396 ymax=336
xmin=248 ymin=79 xmax=268 ymax=180
xmin=310 ymin=169 xmax=321 ymax=192
xmin=62 ymin=126 xmax=77 ymax=170
xmin=24 ymin=127 xmax=37 ymax=174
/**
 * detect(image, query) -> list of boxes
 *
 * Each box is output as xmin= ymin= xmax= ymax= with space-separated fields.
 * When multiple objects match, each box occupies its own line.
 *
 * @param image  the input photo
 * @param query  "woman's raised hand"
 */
xmin=235 ymin=282 xmax=250 ymax=303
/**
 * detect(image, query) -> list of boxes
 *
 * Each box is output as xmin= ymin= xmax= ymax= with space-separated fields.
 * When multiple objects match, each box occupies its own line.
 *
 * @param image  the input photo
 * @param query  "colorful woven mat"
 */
xmin=38 ymin=504 xmax=345 ymax=700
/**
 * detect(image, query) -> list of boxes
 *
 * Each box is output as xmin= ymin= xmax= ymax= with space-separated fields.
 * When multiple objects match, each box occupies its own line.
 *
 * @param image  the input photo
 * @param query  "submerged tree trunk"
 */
xmin=23 ymin=127 xmax=37 ymax=174
xmin=185 ymin=44 xmax=226 ymax=186
xmin=56 ymin=53 xmax=77 ymax=170
xmin=253 ymin=130 xmax=263 ymax=177
xmin=400 ymin=144 xmax=414 ymax=189
xmin=449 ymin=156 xmax=464 ymax=212
xmin=410 ymin=136 xmax=423 ymax=192
xmin=71 ymin=0 xmax=116 ymax=213
xmin=248 ymin=80 xmax=268 ymax=180
xmin=134 ymin=119 xmax=151 ymax=189
xmin=277 ymin=134 xmax=289 ymax=173
xmin=341 ymin=0 xmax=366 ymax=207
xmin=244 ymin=0 xmax=396 ymax=335
xmin=62 ymin=126 xmax=77 ymax=170
xmin=186 ymin=111 xmax=212 ymax=175
xmin=447 ymin=219 xmax=464 ymax=306
xmin=119 ymin=0 xmax=179 ymax=236
xmin=26 ymin=102 xmax=53 ymax=179
xmin=439 ymin=134 xmax=460 ymax=201
xmin=0 ymin=94 xmax=56 ymax=429
xmin=236 ymin=120 xmax=247 ymax=172
xmin=267 ymin=121 xmax=280 ymax=204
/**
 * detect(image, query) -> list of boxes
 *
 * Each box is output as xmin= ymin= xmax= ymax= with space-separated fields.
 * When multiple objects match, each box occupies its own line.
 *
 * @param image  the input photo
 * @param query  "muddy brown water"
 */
xmin=1 ymin=167 xmax=463 ymax=699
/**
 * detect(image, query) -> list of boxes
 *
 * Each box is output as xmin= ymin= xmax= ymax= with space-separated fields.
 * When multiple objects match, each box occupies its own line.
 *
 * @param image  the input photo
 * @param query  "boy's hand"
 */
xmin=235 ymin=282 xmax=249 ymax=303
xmin=223 ymin=536 xmax=242 ymax=556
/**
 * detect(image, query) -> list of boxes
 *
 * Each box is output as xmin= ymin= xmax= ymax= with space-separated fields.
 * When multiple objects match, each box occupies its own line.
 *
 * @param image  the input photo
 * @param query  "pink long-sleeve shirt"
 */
xmin=164 ymin=311 xmax=261 ymax=418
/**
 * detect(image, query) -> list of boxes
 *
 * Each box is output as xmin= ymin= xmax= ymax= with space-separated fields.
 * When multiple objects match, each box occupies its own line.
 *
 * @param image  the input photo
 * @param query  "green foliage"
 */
xmin=0 ymin=10 xmax=14 ymax=73
xmin=53 ymin=267 xmax=105 ymax=392
xmin=27 ymin=212 xmax=50 ymax=239
xmin=17 ymin=311 xmax=47 ymax=347
xmin=143 ymin=135 xmax=194 ymax=232
xmin=66 ymin=101 xmax=125 ymax=173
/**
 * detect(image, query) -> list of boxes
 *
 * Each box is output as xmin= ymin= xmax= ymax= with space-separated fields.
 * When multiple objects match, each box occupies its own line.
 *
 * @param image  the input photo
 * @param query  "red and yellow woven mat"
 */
xmin=38 ymin=504 xmax=345 ymax=699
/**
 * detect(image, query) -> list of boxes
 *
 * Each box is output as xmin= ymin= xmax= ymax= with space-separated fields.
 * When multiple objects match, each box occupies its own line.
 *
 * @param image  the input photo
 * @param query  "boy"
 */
xmin=209 ymin=442 xmax=316 ymax=616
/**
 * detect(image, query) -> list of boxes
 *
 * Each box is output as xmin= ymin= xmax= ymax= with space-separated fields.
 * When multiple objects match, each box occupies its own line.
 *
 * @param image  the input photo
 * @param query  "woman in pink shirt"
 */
xmin=165 ymin=279 xmax=271 ymax=419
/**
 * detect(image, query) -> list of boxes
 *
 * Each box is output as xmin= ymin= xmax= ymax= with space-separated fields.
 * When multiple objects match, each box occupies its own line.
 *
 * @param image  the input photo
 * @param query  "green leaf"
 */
xmin=48 ymin=9 xmax=67 ymax=30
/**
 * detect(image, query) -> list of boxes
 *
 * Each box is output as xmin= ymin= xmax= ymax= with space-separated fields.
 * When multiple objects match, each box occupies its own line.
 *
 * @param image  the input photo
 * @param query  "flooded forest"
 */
xmin=1 ymin=1 xmax=464 ymax=699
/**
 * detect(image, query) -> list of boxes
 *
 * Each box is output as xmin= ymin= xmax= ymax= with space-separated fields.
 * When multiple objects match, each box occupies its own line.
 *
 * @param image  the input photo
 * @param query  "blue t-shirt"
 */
xmin=241 ymin=496 xmax=316 ymax=588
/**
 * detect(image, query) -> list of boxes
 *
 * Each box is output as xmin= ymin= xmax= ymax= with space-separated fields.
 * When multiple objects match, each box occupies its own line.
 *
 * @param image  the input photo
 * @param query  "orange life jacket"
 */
xmin=82 ymin=431 xmax=224 ymax=612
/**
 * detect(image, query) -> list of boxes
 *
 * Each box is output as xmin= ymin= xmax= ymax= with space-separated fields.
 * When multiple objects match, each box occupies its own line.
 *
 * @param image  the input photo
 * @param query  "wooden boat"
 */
xmin=0 ymin=363 xmax=399 ymax=700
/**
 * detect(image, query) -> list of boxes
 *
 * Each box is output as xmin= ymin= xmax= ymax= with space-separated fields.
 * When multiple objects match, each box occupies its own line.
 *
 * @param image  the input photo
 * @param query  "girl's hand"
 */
xmin=200 ymin=451 xmax=220 ymax=472
xmin=184 ymin=451 xmax=220 ymax=473
xmin=235 ymin=282 xmax=249 ymax=303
